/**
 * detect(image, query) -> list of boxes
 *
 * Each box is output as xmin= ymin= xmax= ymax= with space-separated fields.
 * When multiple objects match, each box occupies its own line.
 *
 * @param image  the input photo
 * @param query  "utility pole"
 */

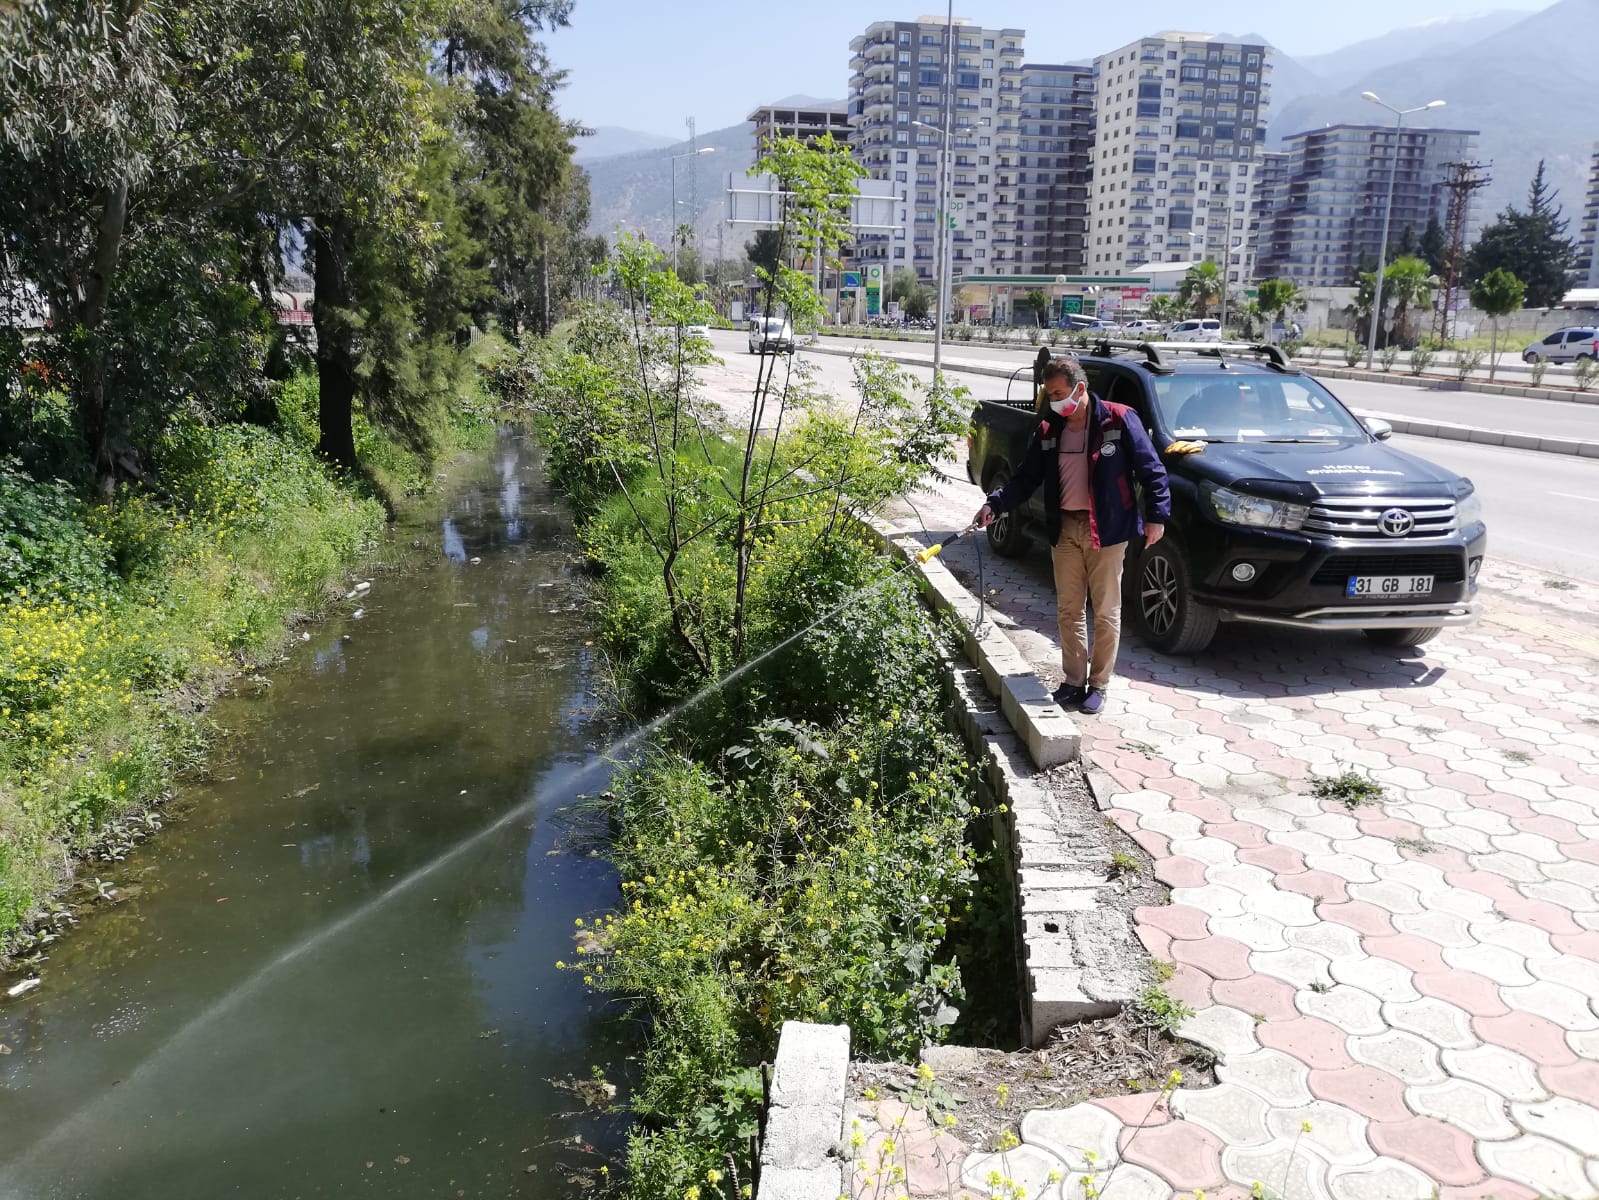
xmin=1431 ymin=159 xmax=1491 ymax=346
xmin=934 ymin=0 xmax=954 ymax=376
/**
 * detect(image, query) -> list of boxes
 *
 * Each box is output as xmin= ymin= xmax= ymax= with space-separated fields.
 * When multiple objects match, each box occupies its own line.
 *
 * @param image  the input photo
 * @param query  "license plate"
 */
xmin=1346 ymin=574 xmax=1434 ymax=598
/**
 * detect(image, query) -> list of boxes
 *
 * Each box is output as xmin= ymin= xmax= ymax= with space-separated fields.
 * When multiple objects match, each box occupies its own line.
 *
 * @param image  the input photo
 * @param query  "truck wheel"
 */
xmin=982 ymin=469 xmax=1027 ymax=558
xmin=1132 ymin=539 xmax=1218 ymax=654
xmin=1363 ymin=626 xmax=1441 ymax=648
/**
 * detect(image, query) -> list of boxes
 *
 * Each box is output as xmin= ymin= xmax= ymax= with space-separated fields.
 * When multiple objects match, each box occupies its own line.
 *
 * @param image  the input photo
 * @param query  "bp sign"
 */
xmin=1060 ymin=296 xmax=1082 ymax=314
xmin=865 ymin=264 xmax=883 ymax=316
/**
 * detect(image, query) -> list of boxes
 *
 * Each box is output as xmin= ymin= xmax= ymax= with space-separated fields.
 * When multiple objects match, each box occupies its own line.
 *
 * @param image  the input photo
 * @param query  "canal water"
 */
xmin=0 ymin=430 xmax=628 ymax=1198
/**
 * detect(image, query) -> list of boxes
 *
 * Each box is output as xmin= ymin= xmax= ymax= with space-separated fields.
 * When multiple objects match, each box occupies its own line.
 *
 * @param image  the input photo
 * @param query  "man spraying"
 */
xmin=973 ymin=356 xmax=1171 ymax=715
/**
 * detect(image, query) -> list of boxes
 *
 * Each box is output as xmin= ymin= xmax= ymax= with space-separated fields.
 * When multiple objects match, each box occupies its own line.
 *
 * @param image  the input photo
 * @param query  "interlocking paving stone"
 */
xmin=867 ymin=482 xmax=1599 ymax=1200
xmin=1018 ymin=1104 xmax=1122 ymax=1173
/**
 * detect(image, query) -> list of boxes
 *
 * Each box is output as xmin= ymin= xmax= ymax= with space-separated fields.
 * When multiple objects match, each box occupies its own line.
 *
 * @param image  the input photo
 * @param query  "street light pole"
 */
xmin=1362 ymin=92 xmax=1445 ymax=369
xmin=669 ymin=146 xmax=716 ymax=278
xmin=915 ymin=118 xmax=965 ymax=376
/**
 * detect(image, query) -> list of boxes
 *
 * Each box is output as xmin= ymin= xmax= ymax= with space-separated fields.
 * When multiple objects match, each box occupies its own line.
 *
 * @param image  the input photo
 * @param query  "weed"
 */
xmin=1308 ymin=980 xmax=1332 ymax=994
xmin=1107 ymin=849 xmax=1140 ymax=879
xmin=1134 ymin=983 xmax=1194 ymax=1037
xmin=1503 ymin=749 xmax=1533 ymax=764
xmin=1149 ymin=957 xmax=1176 ymax=983
xmin=1544 ymin=578 xmax=1576 ymax=591
xmin=1310 ymin=770 xmax=1385 ymax=809
xmin=1119 ymin=739 xmax=1158 ymax=756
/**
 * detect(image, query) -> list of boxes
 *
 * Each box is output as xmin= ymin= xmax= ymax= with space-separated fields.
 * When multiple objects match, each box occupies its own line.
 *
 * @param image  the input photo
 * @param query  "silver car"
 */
xmin=748 ymin=317 xmax=794 ymax=355
xmin=1522 ymin=327 xmax=1598 ymax=363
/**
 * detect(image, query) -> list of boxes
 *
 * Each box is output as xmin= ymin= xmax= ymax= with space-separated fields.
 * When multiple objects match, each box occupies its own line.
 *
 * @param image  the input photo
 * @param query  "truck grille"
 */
xmin=1302 ymin=496 xmax=1457 ymax=539
xmin=1310 ymin=552 xmax=1466 ymax=586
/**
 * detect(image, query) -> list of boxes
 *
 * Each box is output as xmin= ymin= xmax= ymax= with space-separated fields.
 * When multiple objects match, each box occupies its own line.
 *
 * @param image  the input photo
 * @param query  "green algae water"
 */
xmin=0 ymin=430 xmax=627 ymax=1198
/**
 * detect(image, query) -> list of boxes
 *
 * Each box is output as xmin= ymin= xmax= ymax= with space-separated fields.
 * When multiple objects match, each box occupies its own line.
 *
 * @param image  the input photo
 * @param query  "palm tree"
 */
xmin=1178 ymin=261 xmax=1222 ymax=317
xmin=1383 ymin=256 xmax=1435 ymax=348
xmin=1147 ymin=294 xmax=1180 ymax=325
xmin=1256 ymin=278 xmax=1301 ymax=326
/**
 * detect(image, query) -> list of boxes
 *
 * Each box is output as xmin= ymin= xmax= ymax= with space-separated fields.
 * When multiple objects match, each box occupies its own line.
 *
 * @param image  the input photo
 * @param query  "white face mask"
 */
xmin=1048 ymin=386 xmax=1085 ymax=419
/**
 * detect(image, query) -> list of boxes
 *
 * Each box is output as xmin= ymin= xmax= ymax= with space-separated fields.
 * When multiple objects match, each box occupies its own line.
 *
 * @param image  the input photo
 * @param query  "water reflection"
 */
xmin=0 ymin=430 xmax=624 ymax=1199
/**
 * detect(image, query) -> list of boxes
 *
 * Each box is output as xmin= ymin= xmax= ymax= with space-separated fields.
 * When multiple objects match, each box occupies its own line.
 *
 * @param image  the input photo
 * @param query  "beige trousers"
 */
xmin=1051 ymin=512 xmax=1127 ymax=689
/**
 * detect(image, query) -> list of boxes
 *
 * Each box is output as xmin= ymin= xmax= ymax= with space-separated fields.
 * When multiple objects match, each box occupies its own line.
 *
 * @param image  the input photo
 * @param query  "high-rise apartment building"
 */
xmin=748 ymin=101 xmax=853 ymax=154
xmin=1084 ymin=33 xmax=1272 ymax=283
xmin=1580 ymin=144 xmax=1599 ymax=290
xmin=1015 ymin=63 xmax=1095 ymax=276
xmin=847 ymin=17 xmax=1026 ymax=284
xmin=1254 ymin=124 xmax=1479 ymax=287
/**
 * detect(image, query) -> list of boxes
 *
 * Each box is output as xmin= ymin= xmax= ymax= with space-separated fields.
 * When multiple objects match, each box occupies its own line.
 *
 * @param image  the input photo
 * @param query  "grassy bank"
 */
xmin=499 ymin=291 xmax=988 ymax=1198
xmin=0 ymin=340 xmax=502 ymax=956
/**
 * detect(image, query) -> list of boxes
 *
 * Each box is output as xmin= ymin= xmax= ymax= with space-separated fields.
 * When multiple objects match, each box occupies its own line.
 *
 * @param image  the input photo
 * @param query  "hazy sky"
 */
xmin=545 ymin=0 xmax=1552 ymax=137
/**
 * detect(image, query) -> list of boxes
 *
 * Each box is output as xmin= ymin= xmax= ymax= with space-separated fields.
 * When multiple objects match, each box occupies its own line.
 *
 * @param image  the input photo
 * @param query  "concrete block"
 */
xmin=1580 ymin=441 xmax=1599 ymax=458
xmin=1028 ymin=969 xmax=1122 ymax=1042
xmin=757 ymin=1167 xmax=846 ymax=1200
xmin=768 ymin=1021 xmax=850 ymax=1109
xmin=1026 ymin=937 xmax=1088 ymax=969
xmin=1022 ymin=887 xmax=1102 ymax=914
xmin=1504 ymin=433 xmax=1540 ymax=450
xmin=1020 ymin=868 xmax=1111 ymax=891
xmin=1083 ymin=769 xmax=1121 ymax=812
xmin=762 ymin=1105 xmax=843 ymax=1171
xmin=1024 ymin=708 xmax=1081 ymax=768
xmin=1540 ymin=438 xmax=1584 ymax=455
xmin=1438 ymin=424 xmax=1472 ymax=441
xmin=1465 ymin=427 xmax=1505 ymax=446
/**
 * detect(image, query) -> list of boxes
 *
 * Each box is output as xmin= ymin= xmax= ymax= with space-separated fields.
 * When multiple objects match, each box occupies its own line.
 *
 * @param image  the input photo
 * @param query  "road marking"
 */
xmin=1548 ymin=491 xmax=1599 ymax=504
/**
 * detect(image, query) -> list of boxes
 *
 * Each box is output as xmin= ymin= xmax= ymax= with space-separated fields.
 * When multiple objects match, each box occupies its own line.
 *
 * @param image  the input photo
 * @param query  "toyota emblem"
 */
xmin=1378 ymin=507 xmax=1415 ymax=537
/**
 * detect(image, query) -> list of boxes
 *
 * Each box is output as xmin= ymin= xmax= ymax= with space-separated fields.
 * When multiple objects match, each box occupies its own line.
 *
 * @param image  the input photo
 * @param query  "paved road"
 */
xmin=708 ymin=333 xmax=1599 ymax=585
xmin=806 ymin=334 xmax=1599 ymax=443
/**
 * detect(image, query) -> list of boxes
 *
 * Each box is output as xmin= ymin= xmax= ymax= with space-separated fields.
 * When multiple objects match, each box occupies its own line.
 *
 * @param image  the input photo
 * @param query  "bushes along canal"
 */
xmin=498 ymin=276 xmax=996 ymax=1197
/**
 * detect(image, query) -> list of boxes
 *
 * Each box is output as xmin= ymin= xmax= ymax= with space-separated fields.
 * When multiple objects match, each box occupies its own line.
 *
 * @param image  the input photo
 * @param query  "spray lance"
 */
xmin=915 ymin=520 xmax=980 ymax=564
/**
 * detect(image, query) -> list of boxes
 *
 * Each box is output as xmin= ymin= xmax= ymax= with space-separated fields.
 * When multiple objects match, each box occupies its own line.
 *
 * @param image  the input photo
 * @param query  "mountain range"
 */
xmin=579 ymin=0 xmax=1598 ymax=256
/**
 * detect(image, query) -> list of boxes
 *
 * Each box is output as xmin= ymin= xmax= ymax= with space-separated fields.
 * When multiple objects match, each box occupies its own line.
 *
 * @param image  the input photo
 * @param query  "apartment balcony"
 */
xmin=1128 ymin=235 xmax=1148 ymax=247
xmin=1131 ymin=200 xmax=1153 ymax=212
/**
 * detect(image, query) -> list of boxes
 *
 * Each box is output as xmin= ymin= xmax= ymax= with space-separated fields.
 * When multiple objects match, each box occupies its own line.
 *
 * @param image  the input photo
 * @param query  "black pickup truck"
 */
xmin=965 ymin=341 xmax=1487 ymax=653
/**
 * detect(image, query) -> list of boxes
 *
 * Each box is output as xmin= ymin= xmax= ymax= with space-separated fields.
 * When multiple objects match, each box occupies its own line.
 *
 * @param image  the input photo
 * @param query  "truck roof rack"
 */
xmin=1085 ymin=338 xmax=1301 ymax=375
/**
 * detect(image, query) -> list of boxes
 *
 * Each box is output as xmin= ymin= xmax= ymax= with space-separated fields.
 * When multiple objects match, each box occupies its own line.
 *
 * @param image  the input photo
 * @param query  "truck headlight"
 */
xmin=1207 ymin=485 xmax=1309 ymax=531
xmin=1456 ymin=489 xmax=1483 ymax=528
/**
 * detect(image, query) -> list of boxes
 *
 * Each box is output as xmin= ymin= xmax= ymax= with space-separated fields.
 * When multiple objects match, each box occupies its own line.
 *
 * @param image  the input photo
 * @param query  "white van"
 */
xmin=1168 ymin=319 xmax=1222 ymax=343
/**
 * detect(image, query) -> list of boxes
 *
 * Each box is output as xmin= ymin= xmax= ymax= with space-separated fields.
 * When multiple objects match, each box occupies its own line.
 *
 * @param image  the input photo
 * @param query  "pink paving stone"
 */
xmin=1154 ymin=856 xmax=1210 ymax=889
xmin=1215 ymin=979 xmax=1304 ymax=1024
xmin=1558 ymin=843 xmax=1599 ymax=868
xmin=1170 ymin=935 xmax=1257 ymax=981
xmin=1517 ymin=815 xmax=1588 ymax=845
xmin=1412 ymin=970 xmax=1512 ymax=1017
xmin=1476 ymin=793 xmax=1537 ymax=821
xmin=1318 ymin=899 xmax=1398 ymax=937
xmin=1472 ymin=1012 xmax=1580 ymax=1066
xmin=1137 ymin=925 xmax=1173 ymax=961
xmin=1256 ymin=756 xmax=1310 ymax=778
xmin=1151 ymin=774 xmax=1205 ymax=801
xmin=1363 ymin=932 xmax=1451 ymax=976
xmin=1137 ymin=903 xmax=1214 ymax=942
xmin=1202 ymin=820 xmax=1270 ymax=849
xmin=1444 ymin=869 xmax=1527 ymax=909
xmin=1212 ymin=973 xmax=1303 ymax=1023
xmin=1090 ymin=1091 xmax=1172 ymax=1127
xmin=1423 ymin=846 xmax=1475 ymax=875
xmin=1550 ymin=930 xmax=1599 ymax=959
xmin=1237 ymin=844 xmax=1309 ymax=876
xmin=1435 ymin=773 xmax=1491 ymax=797
xmin=1278 ymin=869 xmax=1352 ymax=904
xmin=1307 ymin=1064 xmax=1414 ymax=1122
xmin=1367 ymin=737 xmax=1412 ymax=757
xmin=1539 ymin=1060 xmax=1599 ymax=1104
xmin=1369 ymin=1116 xmax=1488 ymax=1186
xmin=1130 ymin=828 xmax=1170 ymax=861
xmin=1494 ymin=895 xmax=1584 ymax=937
xmin=1105 ymin=808 xmax=1141 ymax=836
xmin=1166 ymin=963 xmax=1216 ymax=1010
xmin=1116 ymin=1119 xmax=1226 ymax=1190
xmin=1257 ymin=1016 xmax=1357 ymax=1070
xmin=1436 ymin=1180 xmax=1540 ymax=1200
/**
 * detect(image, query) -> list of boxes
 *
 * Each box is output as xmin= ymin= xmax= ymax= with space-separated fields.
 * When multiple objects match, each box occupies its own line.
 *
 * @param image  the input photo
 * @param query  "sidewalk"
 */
xmin=864 ymin=481 xmax=1599 ymax=1200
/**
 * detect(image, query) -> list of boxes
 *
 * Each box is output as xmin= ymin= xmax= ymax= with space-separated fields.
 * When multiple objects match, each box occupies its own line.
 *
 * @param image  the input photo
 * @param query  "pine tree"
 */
xmin=1418 ymin=215 xmax=1447 ymax=275
xmin=1467 ymin=160 xmax=1577 ymax=309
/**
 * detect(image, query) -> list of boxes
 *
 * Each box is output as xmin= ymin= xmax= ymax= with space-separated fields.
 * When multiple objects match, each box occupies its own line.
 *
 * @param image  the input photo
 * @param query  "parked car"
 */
xmin=1060 ymin=314 xmax=1117 ymax=332
xmin=965 ymin=341 xmax=1486 ymax=652
xmin=1522 ymin=327 xmax=1598 ymax=363
xmin=1119 ymin=320 xmax=1165 ymax=337
xmin=1168 ymin=318 xmax=1223 ymax=342
xmin=748 ymin=316 xmax=794 ymax=355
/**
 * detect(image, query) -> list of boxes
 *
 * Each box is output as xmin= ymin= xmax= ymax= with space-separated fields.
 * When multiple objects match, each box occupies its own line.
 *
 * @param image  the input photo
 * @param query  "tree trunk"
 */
xmin=1489 ymin=317 xmax=1499 ymax=382
xmin=74 ymin=178 xmax=131 ymax=499
xmin=312 ymin=213 xmax=359 ymax=469
xmin=539 ymin=232 xmax=551 ymax=336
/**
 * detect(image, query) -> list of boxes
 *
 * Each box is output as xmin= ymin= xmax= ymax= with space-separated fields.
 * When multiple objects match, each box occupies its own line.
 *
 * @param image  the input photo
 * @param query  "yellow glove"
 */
xmin=1165 ymin=440 xmax=1206 ymax=455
